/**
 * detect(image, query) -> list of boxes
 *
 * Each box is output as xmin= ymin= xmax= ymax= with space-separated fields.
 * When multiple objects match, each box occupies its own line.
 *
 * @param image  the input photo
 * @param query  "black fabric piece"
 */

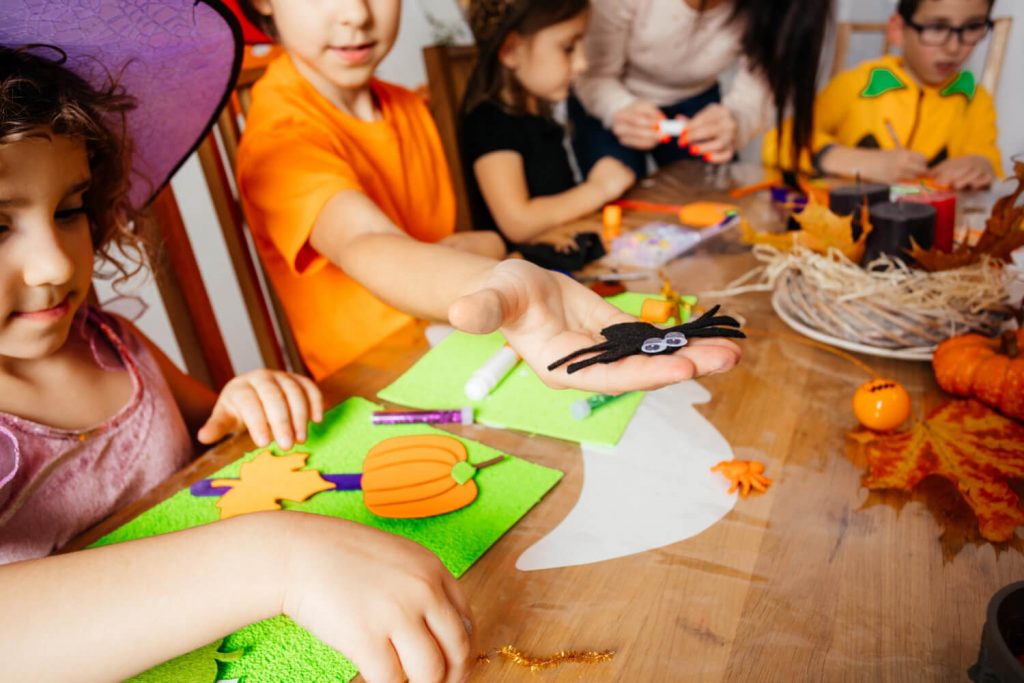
xmin=929 ymin=147 xmax=949 ymax=167
xmin=547 ymin=305 xmax=746 ymax=374
xmin=513 ymin=231 xmax=606 ymax=272
xmin=460 ymin=100 xmax=576 ymax=239
xmin=855 ymin=133 xmax=882 ymax=149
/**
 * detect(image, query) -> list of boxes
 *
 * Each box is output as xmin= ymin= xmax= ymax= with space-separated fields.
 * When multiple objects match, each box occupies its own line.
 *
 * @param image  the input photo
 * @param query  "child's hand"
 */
xmin=197 ymin=370 xmax=323 ymax=449
xmin=448 ymin=260 xmax=741 ymax=394
xmin=930 ymin=155 xmax=995 ymax=190
xmin=540 ymin=230 xmax=581 ymax=254
xmin=685 ymin=104 xmax=738 ymax=163
xmin=611 ymin=99 xmax=664 ymax=150
xmin=821 ymin=147 xmax=929 ymax=184
xmin=586 ymin=156 xmax=635 ymax=202
xmin=282 ymin=514 xmax=474 ymax=683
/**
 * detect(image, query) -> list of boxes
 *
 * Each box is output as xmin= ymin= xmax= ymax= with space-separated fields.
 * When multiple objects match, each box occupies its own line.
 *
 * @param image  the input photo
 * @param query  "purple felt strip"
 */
xmin=188 ymin=473 xmax=363 ymax=497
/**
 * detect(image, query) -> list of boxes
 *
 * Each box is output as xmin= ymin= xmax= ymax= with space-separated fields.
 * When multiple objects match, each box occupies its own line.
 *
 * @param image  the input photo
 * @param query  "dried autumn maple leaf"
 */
xmin=212 ymin=450 xmax=333 ymax=520
xmin=741 ymin=201 xmax=871 ymax=261
xmin=853 ymin=400 xmax=1024 ymax=542
xmin=911 ymin=159 xmax=1024 ymax=272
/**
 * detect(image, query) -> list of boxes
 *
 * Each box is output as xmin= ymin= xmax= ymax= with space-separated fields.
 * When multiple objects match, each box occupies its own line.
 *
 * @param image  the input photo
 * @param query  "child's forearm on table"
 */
xmin=0 ymin=513 xmax=288 ymax=681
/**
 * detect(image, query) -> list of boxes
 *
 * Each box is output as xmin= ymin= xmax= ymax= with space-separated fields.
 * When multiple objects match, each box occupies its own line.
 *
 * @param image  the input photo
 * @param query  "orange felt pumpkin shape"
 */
xmin=932 ymin=329 xmax=1024 ymax=421
xmin=361 ymin=435 xmax=497 ymax=519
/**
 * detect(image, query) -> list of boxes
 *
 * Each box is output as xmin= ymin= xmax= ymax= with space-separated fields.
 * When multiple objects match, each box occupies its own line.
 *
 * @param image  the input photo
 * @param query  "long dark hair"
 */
xmin=0 ymin=45 xmax=145 ymax=284
xmin=462 ymin=0 xmax=589 ymax=117
xmin=723 ymin=0 xmax=832 ymax=166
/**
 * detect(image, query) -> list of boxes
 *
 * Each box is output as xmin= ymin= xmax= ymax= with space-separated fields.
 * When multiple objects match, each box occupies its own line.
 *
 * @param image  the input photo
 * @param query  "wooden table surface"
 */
xmin=71 ymin=161 xmax=1014 ymax=681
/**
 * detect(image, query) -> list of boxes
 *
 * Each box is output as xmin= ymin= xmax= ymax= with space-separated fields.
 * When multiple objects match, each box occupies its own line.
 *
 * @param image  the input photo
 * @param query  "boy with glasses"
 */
xmin=764 ymin=0 xmax=1001 ymax=189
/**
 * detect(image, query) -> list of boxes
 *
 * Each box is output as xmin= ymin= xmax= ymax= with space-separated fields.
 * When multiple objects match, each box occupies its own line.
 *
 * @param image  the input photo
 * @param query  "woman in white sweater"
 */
xmin=570 ymin=0 xmax=830 ymax=177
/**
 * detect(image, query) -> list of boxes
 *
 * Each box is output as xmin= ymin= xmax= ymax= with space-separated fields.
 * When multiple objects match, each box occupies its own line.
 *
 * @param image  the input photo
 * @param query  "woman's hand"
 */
xmin=685 ymin=104 xmax=739 ymax=164
xmin=282 ymin=513 xmax=475 ymax=683
xmin=197 ymin=370 xmax=323 ymax=449
xmin=448 ymin=260 xmax=742 ymax=394
xmin=611 ymin=99 xmax=664 ymax=150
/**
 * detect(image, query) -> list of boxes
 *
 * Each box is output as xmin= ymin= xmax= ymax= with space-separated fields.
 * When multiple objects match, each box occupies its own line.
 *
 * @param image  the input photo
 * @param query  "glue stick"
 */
xmin=464 ymin=345 xmax=520 ymax=400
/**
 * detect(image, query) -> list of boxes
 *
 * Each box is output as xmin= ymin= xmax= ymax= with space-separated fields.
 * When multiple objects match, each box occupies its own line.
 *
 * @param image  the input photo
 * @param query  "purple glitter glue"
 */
xmin=372 ymin=407 xmax=474 ymax=426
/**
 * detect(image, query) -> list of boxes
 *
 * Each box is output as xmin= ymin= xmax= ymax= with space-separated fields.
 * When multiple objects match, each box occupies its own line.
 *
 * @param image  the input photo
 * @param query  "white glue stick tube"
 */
xmin=464 ymin=345 xmax=520 ymax=400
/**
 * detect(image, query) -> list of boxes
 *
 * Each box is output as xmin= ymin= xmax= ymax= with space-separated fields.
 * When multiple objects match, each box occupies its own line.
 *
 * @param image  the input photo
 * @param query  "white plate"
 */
xmin=771 ymin=288 xmax=935 ymax=362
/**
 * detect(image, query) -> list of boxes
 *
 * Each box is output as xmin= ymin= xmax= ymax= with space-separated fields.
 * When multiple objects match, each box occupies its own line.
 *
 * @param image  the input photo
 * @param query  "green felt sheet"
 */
xmin=94 ymin=397 xmax=562 ymax=683
xmin=378 ymin=292 xmax=657 ymax=447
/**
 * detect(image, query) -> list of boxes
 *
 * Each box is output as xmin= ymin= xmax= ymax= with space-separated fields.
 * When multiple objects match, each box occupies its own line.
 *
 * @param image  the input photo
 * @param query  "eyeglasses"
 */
xmin=903 ymin=17 xmax=994 ymax=46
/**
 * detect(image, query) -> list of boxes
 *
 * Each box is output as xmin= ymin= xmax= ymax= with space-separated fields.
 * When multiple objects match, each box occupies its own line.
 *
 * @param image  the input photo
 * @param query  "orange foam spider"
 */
xmin=711 ymin=459 xmax=772 ymax=497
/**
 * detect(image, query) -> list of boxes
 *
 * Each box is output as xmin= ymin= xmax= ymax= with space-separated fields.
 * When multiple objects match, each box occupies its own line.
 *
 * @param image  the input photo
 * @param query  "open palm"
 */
xmin=448 ymin=260 xmax=741 ymax=394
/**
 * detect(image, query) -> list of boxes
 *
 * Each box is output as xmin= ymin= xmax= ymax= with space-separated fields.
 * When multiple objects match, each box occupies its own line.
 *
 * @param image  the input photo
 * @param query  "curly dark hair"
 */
xmin=0 ymin=45 xmax=145 ymax=284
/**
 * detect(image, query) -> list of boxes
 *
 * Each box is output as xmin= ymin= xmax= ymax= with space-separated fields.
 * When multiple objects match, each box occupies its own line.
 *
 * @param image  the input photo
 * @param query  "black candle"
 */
xmin=830 ymin=183 xmax=890 ymax=241
xmin=863 ymin=201 xmax=936 ymax=266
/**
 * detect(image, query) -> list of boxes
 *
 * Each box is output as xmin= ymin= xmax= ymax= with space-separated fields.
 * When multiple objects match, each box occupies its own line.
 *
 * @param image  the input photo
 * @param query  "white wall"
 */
xmin=124 ymin=0 xmax=1023 ymax=378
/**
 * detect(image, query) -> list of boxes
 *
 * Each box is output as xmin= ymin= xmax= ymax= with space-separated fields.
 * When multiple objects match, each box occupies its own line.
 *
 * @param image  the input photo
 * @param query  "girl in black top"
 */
xmin=460 ymin=0 xmax=635 ymax=269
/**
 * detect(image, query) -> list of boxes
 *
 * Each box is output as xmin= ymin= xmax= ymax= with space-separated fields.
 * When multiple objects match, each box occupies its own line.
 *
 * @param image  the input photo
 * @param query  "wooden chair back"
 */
xmin=831 ymin=17 xmax=1012 ymax=95
xmin=197 ymin=45 xmax=308 ymax=374
xmin=422 ymin=44 xmax=478 ymax=232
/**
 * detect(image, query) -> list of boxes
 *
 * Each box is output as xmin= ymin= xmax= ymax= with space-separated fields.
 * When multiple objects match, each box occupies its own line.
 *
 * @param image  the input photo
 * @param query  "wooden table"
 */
xmin=72 ymin=161 xmax=1013 ymax=681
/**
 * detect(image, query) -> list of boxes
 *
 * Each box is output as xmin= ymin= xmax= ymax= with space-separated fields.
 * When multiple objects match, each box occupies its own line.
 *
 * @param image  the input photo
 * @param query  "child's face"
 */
xmin=0 ymin=132 xmax=94 ymax=360
xmin=891 ymin=0 xmax=991 ymax=86
xmin=501 ymin=11 xmax=590 ymax=104
xmin=253 ymin=0 xmax=400 ymax=94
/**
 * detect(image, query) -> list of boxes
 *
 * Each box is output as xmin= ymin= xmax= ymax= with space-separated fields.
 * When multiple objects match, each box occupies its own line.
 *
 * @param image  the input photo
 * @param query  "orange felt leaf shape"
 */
xmin=855 ymin=400 xmax=1024 ymax=542
xmin=212 ymin=451 xmax=334 ymax=520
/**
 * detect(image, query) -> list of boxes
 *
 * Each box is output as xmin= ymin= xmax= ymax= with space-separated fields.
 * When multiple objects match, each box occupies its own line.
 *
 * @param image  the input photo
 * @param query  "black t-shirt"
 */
xmin=460 ymin=101 xmax=577 ymax=245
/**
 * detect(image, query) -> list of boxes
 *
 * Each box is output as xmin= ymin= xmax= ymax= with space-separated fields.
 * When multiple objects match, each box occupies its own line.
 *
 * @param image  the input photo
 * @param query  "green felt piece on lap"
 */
xmin=378 ymin=292 xmax=656 ymax=446
xmin=95 ymin=397 xmax=562 ymax=683
xmin=127 ymin=639 xmax=240 ymax=682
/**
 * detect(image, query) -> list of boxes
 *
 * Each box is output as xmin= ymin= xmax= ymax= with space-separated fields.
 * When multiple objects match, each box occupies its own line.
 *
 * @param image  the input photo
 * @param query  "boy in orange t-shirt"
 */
xmin=237 ymin=3 xmax=504 ymax=378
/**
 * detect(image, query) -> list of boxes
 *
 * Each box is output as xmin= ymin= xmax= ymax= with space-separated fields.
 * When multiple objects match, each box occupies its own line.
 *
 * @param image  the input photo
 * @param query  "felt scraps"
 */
xmin=193 ymin=436 xmax=507 ymax=520
xmin=849 ymin=399 xmax=1024 ymax=542
xmin=483 ymin=645 xmax=615 ymax=672
xmin=711 ymin=460 xmax=772 ymax=497
xmin=547 ymin=304 xmax=745 ymax=374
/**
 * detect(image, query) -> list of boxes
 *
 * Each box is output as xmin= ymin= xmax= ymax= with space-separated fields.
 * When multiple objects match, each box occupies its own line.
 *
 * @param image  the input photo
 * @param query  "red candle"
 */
xmin=898 ymin=191 xmax=956 ymax=252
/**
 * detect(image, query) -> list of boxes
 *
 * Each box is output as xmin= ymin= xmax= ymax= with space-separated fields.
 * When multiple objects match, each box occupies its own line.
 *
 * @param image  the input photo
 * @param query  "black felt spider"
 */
xmin=547 ymin=305 xmax=745 ymax=374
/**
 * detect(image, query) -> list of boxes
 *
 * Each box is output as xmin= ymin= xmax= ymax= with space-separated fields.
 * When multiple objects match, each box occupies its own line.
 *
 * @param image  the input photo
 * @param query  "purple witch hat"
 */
xmin=0 ymin=0 xmax=242 ymax=209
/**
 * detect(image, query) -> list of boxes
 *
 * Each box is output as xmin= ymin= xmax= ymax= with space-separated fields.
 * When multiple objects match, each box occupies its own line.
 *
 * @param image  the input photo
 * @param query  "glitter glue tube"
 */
xmin=571 ymin=393 xmax=628 ymax=420
xmin=464 ymin=345 xmax=520 ymax=401
xmin=372 ymin=407 xmax=474 ymax=425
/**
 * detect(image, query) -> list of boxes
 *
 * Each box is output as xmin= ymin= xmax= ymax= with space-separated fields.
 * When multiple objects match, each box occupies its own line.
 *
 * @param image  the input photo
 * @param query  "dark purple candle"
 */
xmin=863 ymin=201 xmax=936 ymax=266
xmin=829 ymin=183 xmax=890 ymax=241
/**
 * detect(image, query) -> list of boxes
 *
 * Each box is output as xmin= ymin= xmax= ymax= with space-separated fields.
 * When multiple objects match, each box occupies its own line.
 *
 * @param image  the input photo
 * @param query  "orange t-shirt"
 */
xmin=237 ymin=55 xmax=456 ymax=379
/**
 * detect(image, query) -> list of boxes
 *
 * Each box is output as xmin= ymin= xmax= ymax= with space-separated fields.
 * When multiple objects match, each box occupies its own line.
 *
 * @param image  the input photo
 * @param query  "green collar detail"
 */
xmin=940 ymin=70 xmax=976 ymax=101
xmin=861 ymin=67 xmax=907 ymax=98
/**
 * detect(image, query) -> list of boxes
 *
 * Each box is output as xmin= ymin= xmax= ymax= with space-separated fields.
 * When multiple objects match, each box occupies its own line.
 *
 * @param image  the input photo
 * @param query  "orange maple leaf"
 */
xmin=852 ymin=400 xmax=1024 ymax=542
xmin=212 ymin=451 xmax=334 ymax=520
xmin=741 ymin=201 xmax=871 ymax=261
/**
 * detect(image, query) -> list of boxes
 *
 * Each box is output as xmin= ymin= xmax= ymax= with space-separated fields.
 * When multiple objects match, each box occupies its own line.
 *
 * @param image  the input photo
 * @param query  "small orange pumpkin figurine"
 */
xmin=362 ymin=435 xmax=504 ymax=519
xmin=852 ymin=378 xmax=911 ymax=431
xmin=933 ymin=329 xmax=1024 ymax=421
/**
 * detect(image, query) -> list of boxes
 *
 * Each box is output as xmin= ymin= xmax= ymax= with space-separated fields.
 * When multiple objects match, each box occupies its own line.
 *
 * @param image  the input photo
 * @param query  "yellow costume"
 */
xmin=763 ymin=54 xmax=1003 ymax=176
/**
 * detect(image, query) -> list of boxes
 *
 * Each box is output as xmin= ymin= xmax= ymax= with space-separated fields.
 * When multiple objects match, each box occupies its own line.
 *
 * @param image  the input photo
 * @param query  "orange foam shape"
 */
xmin=361 ymin=435 xmax=479 ymax=519
xmin=677 ymin=201 xmax=738 ymax=228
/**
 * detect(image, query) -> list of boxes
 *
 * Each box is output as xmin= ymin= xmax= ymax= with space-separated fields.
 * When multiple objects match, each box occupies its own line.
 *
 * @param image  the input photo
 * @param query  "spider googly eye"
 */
xmin=664 ymin=332 xmax=687 ymax=348
xmin=641 ymin=338 xmax=667 ymax=354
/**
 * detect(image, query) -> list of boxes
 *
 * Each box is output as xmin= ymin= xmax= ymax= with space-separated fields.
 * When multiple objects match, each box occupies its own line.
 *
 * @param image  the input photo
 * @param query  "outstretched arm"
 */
xmin=311 ymin=194 xmax=741 ymax=393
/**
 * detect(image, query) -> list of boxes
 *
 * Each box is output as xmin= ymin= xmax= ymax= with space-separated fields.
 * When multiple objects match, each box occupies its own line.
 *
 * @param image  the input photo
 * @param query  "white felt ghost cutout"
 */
xmin=516 ymin=379 xmax=736 ymax=571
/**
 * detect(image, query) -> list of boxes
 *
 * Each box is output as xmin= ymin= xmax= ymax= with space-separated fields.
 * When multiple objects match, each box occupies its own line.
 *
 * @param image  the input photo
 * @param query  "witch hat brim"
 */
xmin=1 ymin=0 xmax=243 ymax=209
